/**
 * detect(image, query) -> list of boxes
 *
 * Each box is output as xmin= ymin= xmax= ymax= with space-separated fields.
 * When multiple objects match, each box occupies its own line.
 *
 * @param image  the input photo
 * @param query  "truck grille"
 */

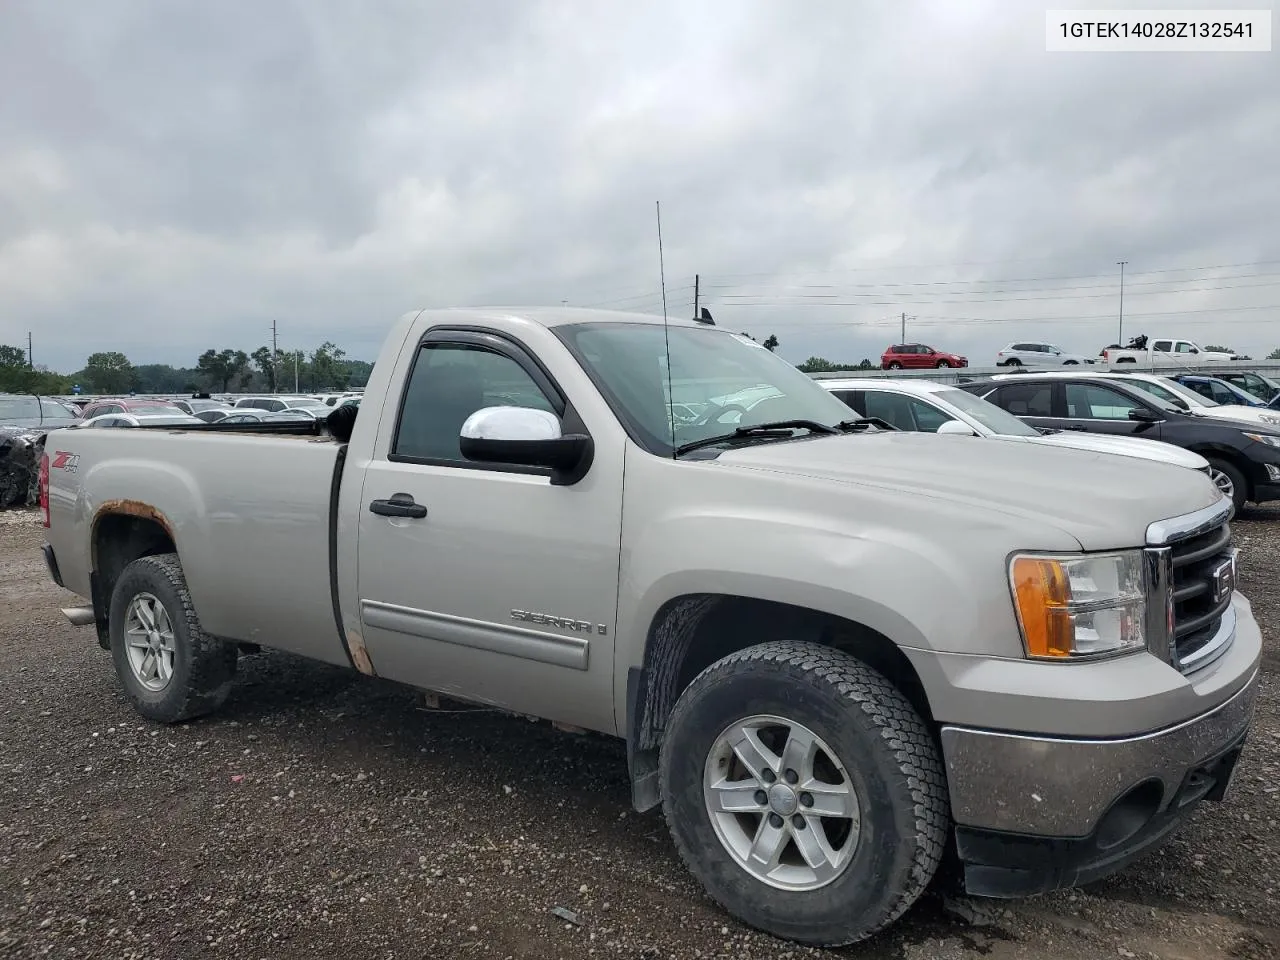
xmin=1166 ymin=519 xmax=1235 ymax=672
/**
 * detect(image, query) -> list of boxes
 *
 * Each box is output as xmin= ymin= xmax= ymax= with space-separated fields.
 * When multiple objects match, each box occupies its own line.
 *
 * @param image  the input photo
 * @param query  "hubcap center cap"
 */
xmin=767 ymin=783 xmax=798 ymax=816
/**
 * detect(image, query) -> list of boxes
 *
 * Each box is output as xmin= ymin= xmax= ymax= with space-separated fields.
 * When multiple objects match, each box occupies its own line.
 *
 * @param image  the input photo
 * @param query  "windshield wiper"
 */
xmin=675 ymin=419 xmax=853 ymax=457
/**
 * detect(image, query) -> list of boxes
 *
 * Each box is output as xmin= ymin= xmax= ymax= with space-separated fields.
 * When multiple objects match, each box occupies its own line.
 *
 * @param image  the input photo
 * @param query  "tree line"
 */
xmin=0 ymin=342 xmax=372 ymax=396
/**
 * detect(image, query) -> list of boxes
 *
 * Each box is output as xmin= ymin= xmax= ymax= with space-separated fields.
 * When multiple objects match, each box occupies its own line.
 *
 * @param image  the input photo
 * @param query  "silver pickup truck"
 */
xmin=39 ymin=307 xmax=1261 ymax=947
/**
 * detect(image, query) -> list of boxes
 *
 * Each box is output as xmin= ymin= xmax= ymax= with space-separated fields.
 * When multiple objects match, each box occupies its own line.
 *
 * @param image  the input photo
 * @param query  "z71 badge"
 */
xmin=50 ymin=451 xmax=80 ymax=474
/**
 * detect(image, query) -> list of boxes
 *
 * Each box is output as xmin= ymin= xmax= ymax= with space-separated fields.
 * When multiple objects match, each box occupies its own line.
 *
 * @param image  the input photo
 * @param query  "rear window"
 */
xmin=0 ymin=397 xmax=40 ymax=421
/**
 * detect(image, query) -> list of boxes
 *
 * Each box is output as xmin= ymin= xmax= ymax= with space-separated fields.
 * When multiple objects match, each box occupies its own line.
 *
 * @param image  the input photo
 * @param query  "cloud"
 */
xmin=0 ymin=0 xmax=1276 ymax=372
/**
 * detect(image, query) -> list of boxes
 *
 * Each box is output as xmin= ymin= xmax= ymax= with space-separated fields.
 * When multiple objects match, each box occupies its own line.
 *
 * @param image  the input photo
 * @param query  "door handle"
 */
xmin=369 ymin=496 xmax=428 ymax=519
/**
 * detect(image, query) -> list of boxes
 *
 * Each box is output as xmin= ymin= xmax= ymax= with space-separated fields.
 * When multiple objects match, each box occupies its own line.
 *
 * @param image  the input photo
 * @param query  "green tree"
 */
xmin=196 ymin=349 xmax=250 ymax=392
xmin=0 ymin=344 xmax=27 ymax=369
xmin=83 ymin=351 xmax=137 ymax=393
xmin=1203 ymin=345 xmax=1232 ymax=353
xmin=1267 ymin=348 xmax=1280 ymax=360
xmin=762 ymin=334 xmax=779 ymax=352
xmin=309 ymin=341 xmax=349 ymax=390
xmin=251 ymin=346 xmax=279 ymax=392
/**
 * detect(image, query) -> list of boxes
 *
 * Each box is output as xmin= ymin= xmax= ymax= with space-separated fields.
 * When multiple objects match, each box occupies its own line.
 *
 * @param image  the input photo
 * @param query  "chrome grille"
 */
xmin=1145 ymin=499 xmax=1236 ymax=674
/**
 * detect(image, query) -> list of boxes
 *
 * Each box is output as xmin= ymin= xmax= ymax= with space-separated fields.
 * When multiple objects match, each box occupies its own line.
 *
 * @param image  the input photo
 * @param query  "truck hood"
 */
xmin=1029 ymin=431 xmax=1208 ymax=469
xmin=715 ymin=432 xmax=1223 ymax=551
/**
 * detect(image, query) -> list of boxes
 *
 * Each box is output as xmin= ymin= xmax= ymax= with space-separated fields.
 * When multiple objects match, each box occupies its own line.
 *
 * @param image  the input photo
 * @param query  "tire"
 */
xmin=1004 ymin=358 xmax=1021 ymax=367
xmin=935 ymin=360 xmax=950 ymax=368
xmin=1063 ymin=360 xmax=1078 ymax=365
xmin=108 ymin=553 xmax=238 ymax=724
xmin=658 ymin=641 xmax=948 ymax=947
xmin=886 ymin=361 xmax=903 ymax=370
xmin=1205 ymin=458 xmax=1247 ymax=512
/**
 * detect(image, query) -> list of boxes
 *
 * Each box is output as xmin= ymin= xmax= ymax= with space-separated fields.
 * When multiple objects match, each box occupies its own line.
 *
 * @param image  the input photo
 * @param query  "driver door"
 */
xmin=355 ymin=329 xmax=624 ymax=733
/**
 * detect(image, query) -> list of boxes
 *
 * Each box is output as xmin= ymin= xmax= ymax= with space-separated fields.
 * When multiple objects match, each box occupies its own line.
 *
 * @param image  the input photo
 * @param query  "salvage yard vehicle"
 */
xmin=39 ymin=307 xmax=1261 ymax=947
xmin=819 ymin=377 xmax=1211 ymax=473
xmin=959 ymin=372 xmax=1280 ymax=510
xmin=994 ymin=341 xmax=1094 ymax=367
xmin=1102 ymin=334 xmax=1238 ymax=366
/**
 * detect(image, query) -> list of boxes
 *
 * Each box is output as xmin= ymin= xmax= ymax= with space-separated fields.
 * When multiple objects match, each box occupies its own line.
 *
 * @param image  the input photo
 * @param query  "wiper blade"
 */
xmin=674 ymin=419 xmax=840 ymax=457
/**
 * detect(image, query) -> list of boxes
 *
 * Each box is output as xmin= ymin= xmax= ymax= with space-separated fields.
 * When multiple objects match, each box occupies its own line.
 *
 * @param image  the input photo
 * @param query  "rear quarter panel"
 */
xmin=47 ymin=428 xmax=351 ymax=667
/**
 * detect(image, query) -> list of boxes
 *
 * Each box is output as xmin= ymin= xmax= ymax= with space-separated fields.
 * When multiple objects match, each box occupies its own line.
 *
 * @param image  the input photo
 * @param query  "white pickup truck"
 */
xmin=38 ymin=307 xmax=1261 ymax=946
xmin=1104 ymin=335 xmax=1240 ymax=366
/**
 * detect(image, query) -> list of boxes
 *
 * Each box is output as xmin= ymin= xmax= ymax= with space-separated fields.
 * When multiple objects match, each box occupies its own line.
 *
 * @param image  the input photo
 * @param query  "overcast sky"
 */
xmin=1 ymin=0 xmax=1277 ymax=373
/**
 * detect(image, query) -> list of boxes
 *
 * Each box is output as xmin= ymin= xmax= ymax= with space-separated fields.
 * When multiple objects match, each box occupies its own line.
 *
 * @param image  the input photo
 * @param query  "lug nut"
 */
xmin=792 ymin=815 xmax=806 ymax=829
xmin=784 ymin=769 xmax=798 ymax=785
xmin=768 ymin=813 xmax=784 ymax=829
xmin=754 ymin=790 xmax=767 ymax=805
xmin=799 ymin=793 xmax=814 ymax=807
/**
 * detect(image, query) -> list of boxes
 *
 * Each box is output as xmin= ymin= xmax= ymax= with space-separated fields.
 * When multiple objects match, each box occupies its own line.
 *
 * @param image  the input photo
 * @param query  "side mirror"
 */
xmin=936 ymin=419 xmax=978 ymax=437
xmin=1128 ymin=408 xmax=1162 ymax=423
xmin=459 ymin=406 xmax=593 ymax=486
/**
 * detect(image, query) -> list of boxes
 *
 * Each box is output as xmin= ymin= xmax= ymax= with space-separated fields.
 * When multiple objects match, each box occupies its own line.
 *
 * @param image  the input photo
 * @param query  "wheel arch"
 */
xmin=89 ymin=503 xmax=178 ymax=649
xmin=625 ymin=593 xmax=934 ymax=812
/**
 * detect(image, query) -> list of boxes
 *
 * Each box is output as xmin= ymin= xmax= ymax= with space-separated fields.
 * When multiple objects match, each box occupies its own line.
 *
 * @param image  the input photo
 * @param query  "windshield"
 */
xmin=934 ymin=389 xmax=1040 ymax=436
xmin=1115 ymin=379 xmax=1190 ymax=413
xmin=554 ymin=322 xmax=860 ymax=455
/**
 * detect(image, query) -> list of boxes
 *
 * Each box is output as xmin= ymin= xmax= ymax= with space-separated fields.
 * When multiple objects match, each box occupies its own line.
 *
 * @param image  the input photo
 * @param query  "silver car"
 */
xmin=995 ymin=342 xmax=1094 ymax=367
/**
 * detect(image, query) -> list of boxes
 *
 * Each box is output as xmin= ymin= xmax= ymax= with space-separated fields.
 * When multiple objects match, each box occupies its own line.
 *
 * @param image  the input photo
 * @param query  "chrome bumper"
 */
xmin=939 ymin=667 xmax=1259 ymax=837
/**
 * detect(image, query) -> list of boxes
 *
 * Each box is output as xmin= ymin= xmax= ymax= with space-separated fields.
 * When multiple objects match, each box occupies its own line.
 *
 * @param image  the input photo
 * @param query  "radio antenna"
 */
xmin=656 ymin=200 xmax=675 ymax=456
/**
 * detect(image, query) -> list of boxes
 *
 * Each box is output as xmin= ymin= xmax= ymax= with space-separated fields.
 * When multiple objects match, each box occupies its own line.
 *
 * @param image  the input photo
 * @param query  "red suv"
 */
xmin=880 ymin=343 xmax=967 ymax=370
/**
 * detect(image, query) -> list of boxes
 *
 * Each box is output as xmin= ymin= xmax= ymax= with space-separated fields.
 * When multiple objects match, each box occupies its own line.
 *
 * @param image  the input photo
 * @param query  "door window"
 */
xmin=861 ymin=391 xmax=916 ymax=430
xmin=906 ymin=397 xmax=954 ymax=432
xmin=1064 ymin=384 xmax=1143 ymax=420
xmin=1153 ymin=340 xmax=1172 ymax=352
xmin=394 ymin=342 xmax=558 ymax=463
xmin=991 ymin=383 xmax=1053 ymax=417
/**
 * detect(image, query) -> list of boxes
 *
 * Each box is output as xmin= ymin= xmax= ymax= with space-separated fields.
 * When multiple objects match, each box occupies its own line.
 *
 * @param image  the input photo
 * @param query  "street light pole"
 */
xmin=1117 ymin=260 xmax=1128 ymax=342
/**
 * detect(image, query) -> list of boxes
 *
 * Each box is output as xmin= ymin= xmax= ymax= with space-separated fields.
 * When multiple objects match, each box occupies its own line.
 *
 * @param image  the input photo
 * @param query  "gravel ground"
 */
xmin=0 ymin=507 xmax=1277 ymax=960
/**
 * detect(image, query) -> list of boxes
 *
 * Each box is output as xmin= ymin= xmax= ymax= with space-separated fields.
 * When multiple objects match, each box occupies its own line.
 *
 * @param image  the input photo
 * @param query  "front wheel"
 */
xmin=108 ymin=553 xmax=239 ymax=723
xmin=1206 ymin=458 xmax=1247 ymax=512
xmin=935 ymin=360 xmax=951 ymax=368
xmin=659 ymin=641 xmax=948 ymax=947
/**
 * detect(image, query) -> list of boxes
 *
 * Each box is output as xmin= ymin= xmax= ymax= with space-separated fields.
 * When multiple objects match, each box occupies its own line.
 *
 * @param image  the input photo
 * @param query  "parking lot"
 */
xmin=0 ymin=507 xmax=1277 ymax=960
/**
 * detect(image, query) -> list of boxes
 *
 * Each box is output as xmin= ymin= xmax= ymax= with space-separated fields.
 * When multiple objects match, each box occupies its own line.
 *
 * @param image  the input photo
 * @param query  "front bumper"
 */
xmin=940 ymin=667 xmax=1259 ymax=897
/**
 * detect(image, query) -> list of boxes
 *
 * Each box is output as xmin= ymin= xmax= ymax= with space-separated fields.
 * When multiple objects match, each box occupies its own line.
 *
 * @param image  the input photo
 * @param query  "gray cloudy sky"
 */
xmin=1 ymin=0 xmax=1277 ymax=373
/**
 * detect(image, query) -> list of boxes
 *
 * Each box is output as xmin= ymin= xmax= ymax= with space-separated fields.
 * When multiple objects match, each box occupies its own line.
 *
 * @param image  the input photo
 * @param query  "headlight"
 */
xmin=1243 ymin=432 xmax=1280 ymax=447
xmin=1009 ymin=551 xmax=1146 ymax=660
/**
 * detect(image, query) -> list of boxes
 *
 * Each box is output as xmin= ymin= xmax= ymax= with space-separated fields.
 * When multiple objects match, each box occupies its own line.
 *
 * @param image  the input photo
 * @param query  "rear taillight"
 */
xmin=38 ymin=453 xmax=50 ymax=527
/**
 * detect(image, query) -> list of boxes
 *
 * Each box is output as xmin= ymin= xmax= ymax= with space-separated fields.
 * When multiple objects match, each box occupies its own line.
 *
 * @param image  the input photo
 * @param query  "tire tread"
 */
xmin=660 ymin=640 xmax=948 ymax=947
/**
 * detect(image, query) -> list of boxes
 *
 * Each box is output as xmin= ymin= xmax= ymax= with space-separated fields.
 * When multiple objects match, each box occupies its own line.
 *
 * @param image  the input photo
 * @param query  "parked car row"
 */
xmin=880 ymin=335 xmax=1260 ymax=372
xmin=37 ymin=306 xmax=1262 ymax=948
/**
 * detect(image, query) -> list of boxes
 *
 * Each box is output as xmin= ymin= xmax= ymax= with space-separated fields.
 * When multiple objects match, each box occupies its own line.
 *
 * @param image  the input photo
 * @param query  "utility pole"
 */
xmin=693 ymin=274 xmax=700 ymax=319
xmin=294 ymin=351 xmax=299 ymax=393
xmin=901 ymin=312 xmax=906 ymax=342
xmin=271 ymin=319 xmax=279 ymax=393
xmin=1117 ymin=260 xmax=1128 ymax=342
xmin=27 ymin=331 xmax=33 ymax=369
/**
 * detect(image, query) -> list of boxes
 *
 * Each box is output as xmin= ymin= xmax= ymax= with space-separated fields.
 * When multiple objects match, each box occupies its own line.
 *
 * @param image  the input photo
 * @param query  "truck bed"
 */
xmin=45 ymin=427 xmax=353 ymax=668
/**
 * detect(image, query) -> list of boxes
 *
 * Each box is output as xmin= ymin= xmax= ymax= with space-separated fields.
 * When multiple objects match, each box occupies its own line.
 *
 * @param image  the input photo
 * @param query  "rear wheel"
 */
xmin=1205 ymin=458 xmax=1247 ymax=511
xmin=1063 ymin=360 xmax=1079 ymax=365
xmin=659 ymin=641 xmax=948 ymax=947
xmin=1003 ymin=358 xmax=1021 ymax=367
xmin=886 ymin=361 xmax=903 ymax=370
xmin=108 ymin=553 xmax=238 ymax=723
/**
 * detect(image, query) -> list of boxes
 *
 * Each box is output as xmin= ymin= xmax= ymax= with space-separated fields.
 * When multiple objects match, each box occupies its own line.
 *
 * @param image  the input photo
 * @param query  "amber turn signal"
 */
xmin=1011 ymin=556 xmax=1074 ymax=658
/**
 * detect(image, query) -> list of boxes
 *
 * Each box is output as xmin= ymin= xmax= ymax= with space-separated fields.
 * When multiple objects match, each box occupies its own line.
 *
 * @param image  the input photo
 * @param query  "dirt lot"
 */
xmin=1 ymin=508 xmax=1277 ymax=960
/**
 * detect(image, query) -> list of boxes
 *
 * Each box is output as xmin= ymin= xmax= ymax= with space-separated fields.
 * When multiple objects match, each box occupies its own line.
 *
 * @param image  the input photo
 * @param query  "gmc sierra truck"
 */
xmin=39 ymin=307 xmax=1261 ymax=947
